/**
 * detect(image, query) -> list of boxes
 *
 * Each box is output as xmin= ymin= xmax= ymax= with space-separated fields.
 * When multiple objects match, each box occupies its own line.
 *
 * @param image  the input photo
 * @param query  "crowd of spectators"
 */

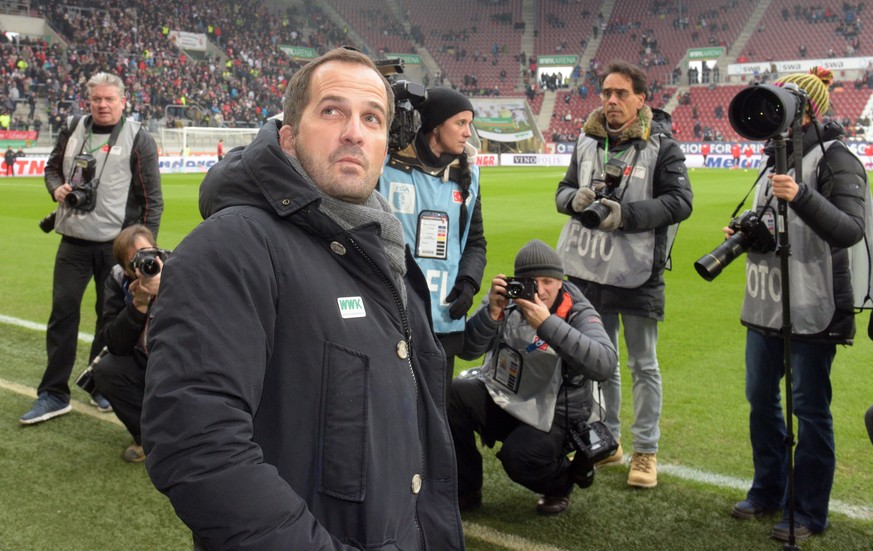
xmin=1 ymin=0 xmax=367 ymax=136
xmin=3 ymin=0 xmax=873 ymax=143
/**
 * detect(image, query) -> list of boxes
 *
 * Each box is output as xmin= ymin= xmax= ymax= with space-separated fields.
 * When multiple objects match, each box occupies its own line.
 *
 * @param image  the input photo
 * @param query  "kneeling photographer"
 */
xmin=448 ymin=240 xmax=617 ymax=516
xmin=90 ymin=224 xmax=167 ymax=463
xmin=711 ymin=68 xmax=868 ymax=542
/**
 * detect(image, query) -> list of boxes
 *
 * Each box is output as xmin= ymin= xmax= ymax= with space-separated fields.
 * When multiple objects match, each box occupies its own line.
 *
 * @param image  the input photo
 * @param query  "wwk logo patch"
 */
xmin=337 ymin=296 xmax=367 ymax=319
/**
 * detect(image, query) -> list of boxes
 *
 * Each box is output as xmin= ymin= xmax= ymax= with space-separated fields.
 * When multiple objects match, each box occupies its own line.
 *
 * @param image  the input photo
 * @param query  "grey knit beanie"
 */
xmin=514 ymin=239 xmax=564 ymax=279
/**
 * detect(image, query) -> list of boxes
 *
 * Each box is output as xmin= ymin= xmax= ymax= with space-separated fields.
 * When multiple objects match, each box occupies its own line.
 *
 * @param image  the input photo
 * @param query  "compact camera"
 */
xmin=65 ymin=154 xmax=99 ymax=212
xmin=505 ymin=277 xmax=538 ymax=300
xmin=130 ymin=248 xmax=170 ymax=277
xmin=694 ymin=209 xmax=776 ymax=281
xmin=579 ymin=157 xmax=627 ymax=229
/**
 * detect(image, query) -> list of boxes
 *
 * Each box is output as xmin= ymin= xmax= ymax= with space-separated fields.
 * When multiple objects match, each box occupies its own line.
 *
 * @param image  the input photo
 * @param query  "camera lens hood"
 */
xmin=729 ymin=83 xmax=803 ymax=140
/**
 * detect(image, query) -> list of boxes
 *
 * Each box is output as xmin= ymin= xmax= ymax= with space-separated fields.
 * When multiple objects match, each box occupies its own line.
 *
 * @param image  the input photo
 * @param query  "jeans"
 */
xmin=601 ymin=313 xmax=661 ymax=453
xmin=39 ymin=237 xmax=115 ymax=400
xmin=744 ymin=328 xmax=836 ymax=532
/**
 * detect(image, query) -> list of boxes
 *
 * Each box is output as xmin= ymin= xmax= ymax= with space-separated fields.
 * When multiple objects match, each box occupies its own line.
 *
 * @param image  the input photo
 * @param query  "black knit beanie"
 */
xmin=419 ymin=87 xmax=474 ymax=136
xmin=514 ymin=239 xmax=564 ymax=279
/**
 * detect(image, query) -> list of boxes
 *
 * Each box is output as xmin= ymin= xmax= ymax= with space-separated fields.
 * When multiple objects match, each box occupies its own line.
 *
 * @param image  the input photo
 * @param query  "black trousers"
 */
xmin=93 ymin=351 xmax=147 ymax=444
xmin=448 ymin=377 xmax=575 ymax=498
xmin=39 ymin=237 xmax=115 ymax=399
xmin=437 ymin=331 xmax=465 ymax=397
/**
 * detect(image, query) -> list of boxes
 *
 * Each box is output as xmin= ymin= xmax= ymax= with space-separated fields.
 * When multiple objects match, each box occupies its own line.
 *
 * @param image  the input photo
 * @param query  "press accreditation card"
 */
xmin=415 ymin=210 xmax=449 ymax=259
xmin=492 ymin=344 xmax=523 ymax=393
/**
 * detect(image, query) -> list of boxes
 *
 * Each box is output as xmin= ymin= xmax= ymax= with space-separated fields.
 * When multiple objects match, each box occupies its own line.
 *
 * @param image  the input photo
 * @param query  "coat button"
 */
xmin=330 ymin=241 xmax=347 ymax=255
xmin=281 ymin=199 xmax=291 ymax=206
xmin=411 ymin=473 xmax=422 ymax=494
xmin=396 ymin=340 xmax=409 ymax=359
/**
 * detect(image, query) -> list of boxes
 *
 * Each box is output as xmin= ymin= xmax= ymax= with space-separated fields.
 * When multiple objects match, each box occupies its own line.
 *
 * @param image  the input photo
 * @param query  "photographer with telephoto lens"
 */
xmin=722 ymin=67 xmax=868 ymax=543
xmin=87 ymin=225 xmax=165 ymax=462
xmin=20 ymin=72 xmax=162 ymax=426
xmin=448 ymin=240 xmax=617 ymax=516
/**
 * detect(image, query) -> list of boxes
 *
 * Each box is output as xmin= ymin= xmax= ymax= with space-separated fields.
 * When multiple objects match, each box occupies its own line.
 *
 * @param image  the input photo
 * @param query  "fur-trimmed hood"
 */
xmin=581 ymin=105 xmax=674 ymax=144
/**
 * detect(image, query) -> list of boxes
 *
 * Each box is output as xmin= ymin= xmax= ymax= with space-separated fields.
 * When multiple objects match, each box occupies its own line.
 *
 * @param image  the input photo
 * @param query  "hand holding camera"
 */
xmin=128 ymin=248 xmax=168 ymax=312
xmin=598 ymin=199 xmax=622 ymax=231
xmin=577 ymin=157 xmax=627 ymax=229
xmin=572 ymin=187 xmax=596 ymax=213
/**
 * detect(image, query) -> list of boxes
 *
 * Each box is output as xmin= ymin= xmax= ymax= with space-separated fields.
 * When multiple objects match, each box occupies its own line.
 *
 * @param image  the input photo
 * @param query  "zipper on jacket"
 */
xmin=347 ymin=237 xmax=425 ymax=548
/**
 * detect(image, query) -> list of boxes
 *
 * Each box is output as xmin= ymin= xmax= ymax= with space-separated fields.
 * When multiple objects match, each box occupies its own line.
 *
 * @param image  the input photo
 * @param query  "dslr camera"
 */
xmin=694 ymin=209 xmax=775 ymax=281
xmin=65 ymin=154 xmax=99 ymax=212
xmin=376 ymin=59 xmax=428 ymax=151
xmin=130 ymin=248 xmax=170 ymax=277
xmin=505 ymin=277 xmax=538 ymax=300
xmin=567 ymin=418 xmax=619 ymax=465
xmin=578 ymin=157 xmax=627 ymax=229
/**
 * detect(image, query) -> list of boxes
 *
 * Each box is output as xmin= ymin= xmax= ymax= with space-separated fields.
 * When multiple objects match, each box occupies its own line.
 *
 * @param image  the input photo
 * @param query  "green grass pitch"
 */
xmin=0 ymin=168 xmax=871 ymax=550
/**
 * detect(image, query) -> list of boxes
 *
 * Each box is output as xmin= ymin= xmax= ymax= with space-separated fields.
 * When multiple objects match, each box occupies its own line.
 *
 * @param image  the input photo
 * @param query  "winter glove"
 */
xmin=446 ymin=280 xmax=476 ymax=320
xmin=572 ymin=187 xmax=597 ymax=213
xmin=598 ymin=199 xmax=622 ymax=231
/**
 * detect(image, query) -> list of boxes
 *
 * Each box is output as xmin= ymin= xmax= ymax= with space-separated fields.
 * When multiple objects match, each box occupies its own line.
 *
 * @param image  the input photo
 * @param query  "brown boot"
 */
xmin=627 ymin=452 xmax=657 ymax=488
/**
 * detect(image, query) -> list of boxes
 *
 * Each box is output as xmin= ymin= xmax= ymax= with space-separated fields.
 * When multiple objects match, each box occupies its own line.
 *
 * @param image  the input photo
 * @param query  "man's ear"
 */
xmin=279 ymin=124 xmax=296 ymax=156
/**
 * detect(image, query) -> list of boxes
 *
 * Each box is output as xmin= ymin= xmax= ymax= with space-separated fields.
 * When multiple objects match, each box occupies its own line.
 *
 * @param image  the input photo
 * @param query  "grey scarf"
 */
xmin=287 ymin=154 xmax=408 ymax=306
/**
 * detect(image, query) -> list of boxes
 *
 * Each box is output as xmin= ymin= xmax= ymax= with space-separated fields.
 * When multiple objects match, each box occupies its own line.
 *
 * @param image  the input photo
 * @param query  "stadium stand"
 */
xmin=1 ymin=0 xmax=871 ymax=149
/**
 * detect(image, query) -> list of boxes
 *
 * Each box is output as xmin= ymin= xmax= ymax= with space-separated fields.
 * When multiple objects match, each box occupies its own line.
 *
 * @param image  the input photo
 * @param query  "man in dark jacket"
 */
xmin=727 ymin=68 xmax=868 ymax=543
xmin=555 ymin=60 xmax=693 ymax=489
xmin=142 ymin=47 xmax=465 ymax=550
xmin=4 ymin=146 xmax=15 ymax=176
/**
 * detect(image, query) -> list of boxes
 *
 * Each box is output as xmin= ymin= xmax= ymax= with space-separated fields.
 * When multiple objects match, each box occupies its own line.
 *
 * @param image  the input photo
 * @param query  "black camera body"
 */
xmin=131 ymin=248 xmax=170 ymax=277
xmin=38 ymin=211 xmax=57 ymax=233
xmin=579 ymin=157 xmax=627 ymax=229
xmin=65 ymin=154 xmax=99 ymax=212
xmin=694 ymin=209 xmax=776 ymax=281
xmin=505 ymin=277 xmax=538 ymax=300
xmin=376 ymin=59 xmax=428 ymax=151
xmin=567 ymin=418 xmax=619 ymax=465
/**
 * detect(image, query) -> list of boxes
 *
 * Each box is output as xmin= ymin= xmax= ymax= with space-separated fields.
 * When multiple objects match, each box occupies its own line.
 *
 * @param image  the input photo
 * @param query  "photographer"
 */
xmin=379 ymin=86 xmax=487 ymax=390
xmin=91 ymin=225 xmax=164 ymax=462
xmin=20 ymin=72 xmax=161 ymax=425
xmin=448 ymin=240 xmax=617 ymax=516
xmin=555 ymin=61 xmax=692 ymax=488
xmin=726 ymin=68 xmax=867 ymax=542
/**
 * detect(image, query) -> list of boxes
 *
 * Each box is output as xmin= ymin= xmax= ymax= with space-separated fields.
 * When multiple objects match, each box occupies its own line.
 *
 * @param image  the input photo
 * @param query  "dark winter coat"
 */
xmin=556 ymin=106 xmax=693 ymax=319
xmin=142 ymin=120 xmax=465 ymax=551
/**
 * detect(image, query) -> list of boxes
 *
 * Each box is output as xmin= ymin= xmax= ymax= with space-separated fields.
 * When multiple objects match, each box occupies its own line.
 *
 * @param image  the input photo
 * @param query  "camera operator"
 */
xmin=726 ymin=67 xmax=867 ymax=542
xmin=90 ymin=224 xmax=163 ymax=463
xmin=448 ymin=240 xmax=617 ymax=516
xmin=555 ymin=61 xmax=693 ymax=488
xmin=379 ymin=86 xmax=487 ymax=391
xmin=20 ymin=72 xmax=162 ymax=425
